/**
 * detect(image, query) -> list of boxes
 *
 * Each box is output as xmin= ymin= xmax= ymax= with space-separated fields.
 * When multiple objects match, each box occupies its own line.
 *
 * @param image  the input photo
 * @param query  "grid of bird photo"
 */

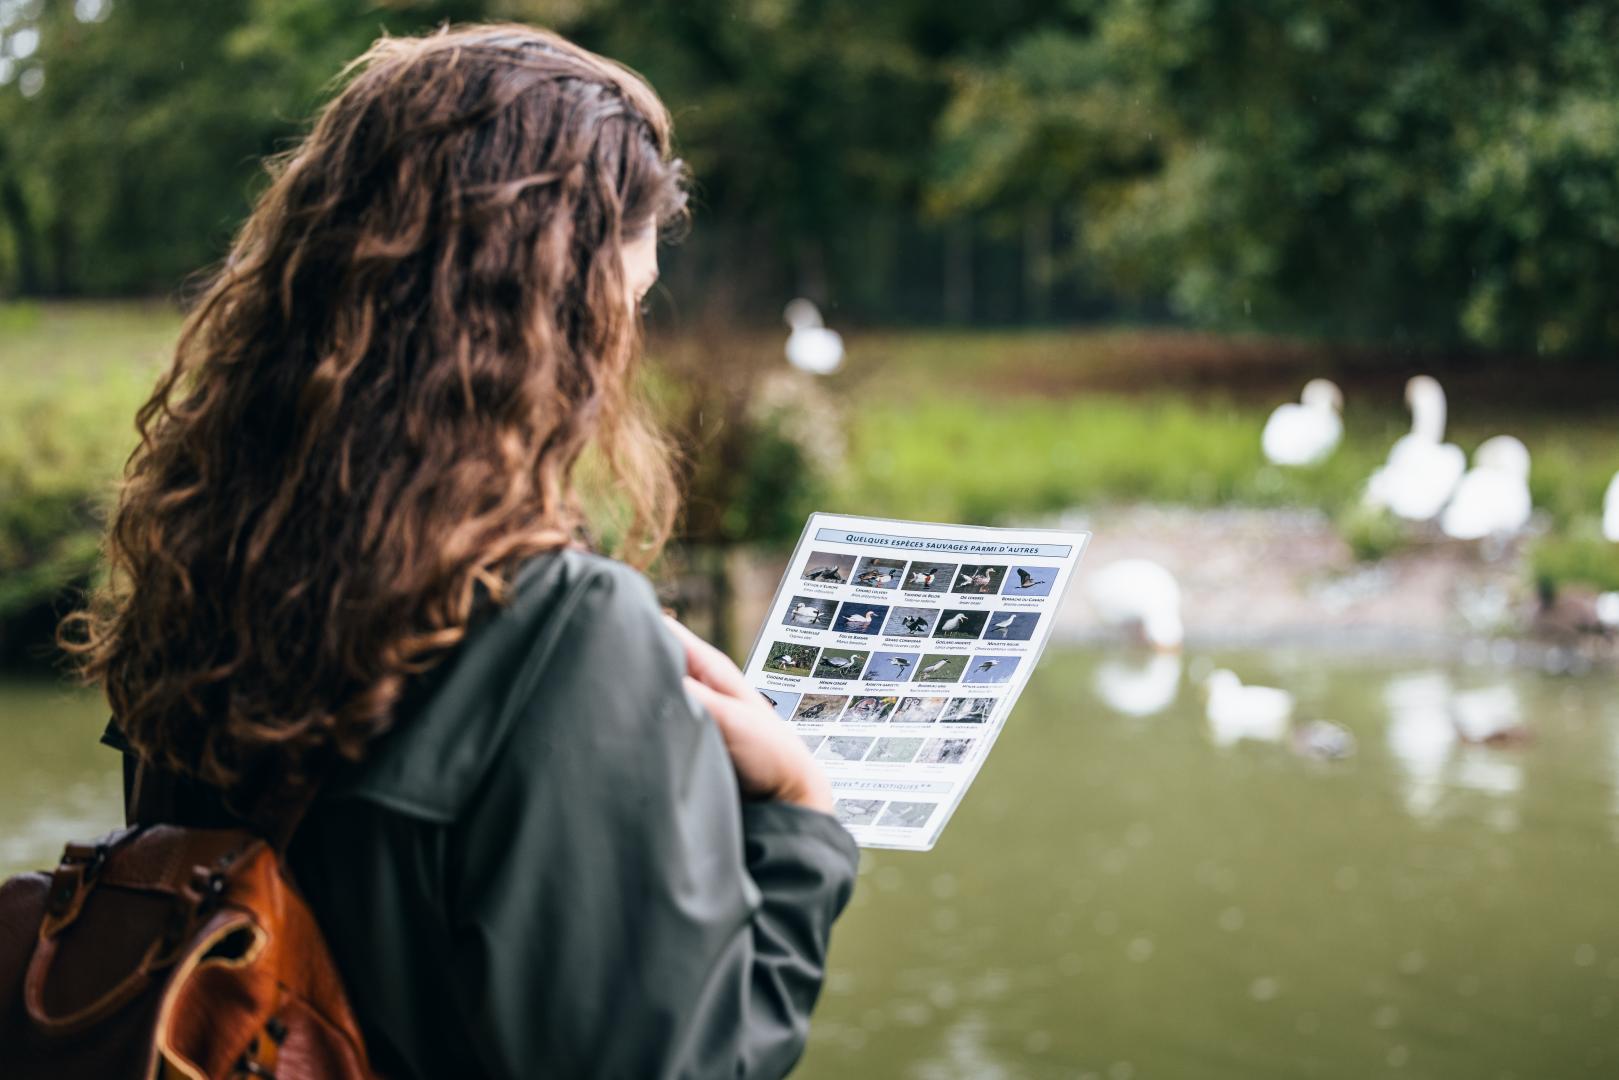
xmin=832 ymin=601 xmax=890 ymax=635
xmin=792 ymin=694 xmax=847 ymax=721
xmin=842 ymin=695 xmax=899 ymax=722
xmin=900 ymin=562 xmax=956 ymax=593
xmin=864 ymin=650 xmax=920 ymax=681
xmin=1002 ymin=565 xmax=1055 ymax=596
xmin=914 ymin=653 xmax=969 ymax=682
xmin=851 ymin=556 xmax=908 ymax=589
xmin=882 ymin=606 xmax=939 ymax=637
xmin=933 ymin=609 xmax=988 ymax=639
xmin=799 ymin=551 xmax=857 ymax=585
xmin=782 ymin=595 xmax=836 ymax=628
xmin=962 ymin=656 xmax=1019 ymax=684
xmin=765 ymin=641 xmax=818 ymax=676
xmin=814 ymin=648 xmax=869 ymax=680
xmin=951 ymin=564 xmax=1006 ymax=594
xmin=891 ymin=696 xmax=948 ymax=723
xmin=982 ymin=611 xmax=1040 ymax=641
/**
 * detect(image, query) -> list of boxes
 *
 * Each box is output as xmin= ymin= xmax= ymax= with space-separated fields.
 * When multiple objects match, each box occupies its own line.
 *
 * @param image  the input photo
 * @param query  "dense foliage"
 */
xmin=5 ymin=1 xmax=1619 ymax=352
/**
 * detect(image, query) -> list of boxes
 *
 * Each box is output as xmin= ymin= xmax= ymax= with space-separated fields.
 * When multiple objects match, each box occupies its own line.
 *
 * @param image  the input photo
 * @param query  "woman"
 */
xmin=68 ymin=23 xmax=857 ymax=1079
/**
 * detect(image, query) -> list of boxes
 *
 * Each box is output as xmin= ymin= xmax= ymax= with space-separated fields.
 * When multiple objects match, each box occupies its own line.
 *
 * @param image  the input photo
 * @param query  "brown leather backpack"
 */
xmin=0 ymin=761 xmax=375 ymax=1079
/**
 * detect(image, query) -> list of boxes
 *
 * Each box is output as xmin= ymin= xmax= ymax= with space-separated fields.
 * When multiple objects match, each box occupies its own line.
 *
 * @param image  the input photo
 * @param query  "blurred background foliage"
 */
xmin=7 ymin=0 xmax=1619 ymax=355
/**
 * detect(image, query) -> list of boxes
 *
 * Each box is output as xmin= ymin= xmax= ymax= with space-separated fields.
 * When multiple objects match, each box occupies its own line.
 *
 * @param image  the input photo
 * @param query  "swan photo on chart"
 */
xmin=782 ymin=595 xmax=837 ymax=628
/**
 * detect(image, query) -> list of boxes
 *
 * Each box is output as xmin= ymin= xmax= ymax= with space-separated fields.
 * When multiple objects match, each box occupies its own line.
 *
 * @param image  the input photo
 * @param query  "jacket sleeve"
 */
xmin=442 ymin=563 xmax=860 ymax=1080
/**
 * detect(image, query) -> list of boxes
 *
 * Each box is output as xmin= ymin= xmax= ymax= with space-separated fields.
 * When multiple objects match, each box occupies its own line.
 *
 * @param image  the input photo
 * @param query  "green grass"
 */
xmin=3 ymin=300 xmax=1618 ymax=632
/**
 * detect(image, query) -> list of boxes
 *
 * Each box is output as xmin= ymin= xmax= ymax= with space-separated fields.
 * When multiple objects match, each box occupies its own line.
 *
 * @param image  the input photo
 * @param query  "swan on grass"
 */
xmin=1201 ymin=669 xmax=1294 ymax=746
xmin=1082 ymin=559 xmax=1183 ymax=650
xmin=783 ymin=298 xmax=844 ymax=375
xmin=1604 ymin=472 xmax=1619 ymax=543
xmin=1440 ymin=435 xmax=1532 ymax=541
xmin=1262 ymin=379 xmax=1344 ymax=466
xmin=1364 ymin=375 xmax=1466 ymax=521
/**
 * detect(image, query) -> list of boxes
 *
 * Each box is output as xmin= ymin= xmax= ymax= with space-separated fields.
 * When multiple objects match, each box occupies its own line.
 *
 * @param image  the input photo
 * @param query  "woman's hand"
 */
xmin=664 ymin=616 xmax=835 ymax=814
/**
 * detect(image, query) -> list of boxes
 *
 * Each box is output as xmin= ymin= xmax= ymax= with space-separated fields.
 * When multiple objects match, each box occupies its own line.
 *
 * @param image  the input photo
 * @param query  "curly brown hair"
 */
xmin=60 ymin=23 xmax=688 ymax=802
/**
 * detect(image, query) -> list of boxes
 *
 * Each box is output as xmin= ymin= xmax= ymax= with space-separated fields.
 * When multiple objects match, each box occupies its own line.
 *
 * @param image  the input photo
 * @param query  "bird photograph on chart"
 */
xmin=914 ymin=653 xmax=969 ymax=683
xmin=901 ymin=562 xmax=957 ymax=593
xmin=983 ymin=611 xmax=1040 ymax=641
xmin=915 ymin=738 xmax=973 ymax=765
xmin=867 ymin=737 xmax=924 ymax=764
xmin=800 ymin=551 xmax=858 ymax=584
xmin=756 ymin=688 xmax=800 ymax=721
xmin=932 ymin=609 xmax=989 ymax=640
xmin=814 ymin=648 xmax=870 ymax=680
xmin=792 ymin=694 xmax=849 ymax=722
xmin=852 ymin=556 xmax=907 ymax=590
xmin=892 ymin=696 xmax=948 ymax=724
xmin=952 ymin=564 xmax=1007 ymax=594
xmin=764 ymin=641 xmax=818 ymax=677
xmin=832 ymin=601 xmax=891 ymax=635
xmin=883 ymin=606 xmax=940 ymax=637
xmin=962 ymin=656 xmax=1020 ymax=685
xmin=782 ymin=595 xmax=837 ymax=628
xmin=817 ymin=736 xmax=875 ymax=763
xmin=842 ymin=696 xmax=899 ymax=723
xmin=1002 ymin=565 xmax=1055 ymax=597
xmin=864 ymin=650 xmax=921 ymax=682
xmin=941 ymin=697 xmax=996 ymax=724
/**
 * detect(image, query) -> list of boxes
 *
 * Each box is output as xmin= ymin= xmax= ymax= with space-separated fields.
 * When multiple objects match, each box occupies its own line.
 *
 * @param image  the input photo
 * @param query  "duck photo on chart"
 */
xmin=915 ymin=653 xmax=969 ymax=682
xmin=815 ymin=648 xmax=869 ymax=680
xmin=916 ymin=738 xmax=973 ymax=765
xmin=832 ymin=601 xmax=891 ymax=635
xmin=799 ymin=550 xmax=857 ymax=584
xmin=933 ymin=609 xmax=989 ymax=640
xmin=1001 ymin=565 xmax=1055 ymax=597
xmin=764 ymin=640 xmax=819 ymax=677
xmin=852 ymin=556 xmax=907 ymax=590
xmin=883 ymin=606 xmax=940 ymax=637
xmin=782 ymin=594 xmax=837 ymax=628
xmin=983 ymin=611 xmax=1040 ymax=641
xmin=962 ymin=655 xmax=1020 ymax=685
xmin=793 ymin=694 xmax=849 ymax=721
xmin=901 ymin=562 xmax=957 ymax=593
xmin=952 ymin=564 xmax=1007 ymax=594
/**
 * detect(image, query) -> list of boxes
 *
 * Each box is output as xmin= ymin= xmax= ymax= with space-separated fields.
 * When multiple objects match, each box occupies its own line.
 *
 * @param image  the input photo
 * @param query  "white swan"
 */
xmin=1202 ymin=669 xmax=1293 ymax=746
xmin=1604 ymin=472 xmax=1619 ymax=543
xmin=1082 ymin=558 xmax=1183 ymax=650
xmin=783 ymin=298 xmax=843 ymax=375
xmin=1440 ymin=435 xmax=1532 ymax=540
xmin=1261 ymin=378 xmax=1343 ymax=466
xmin=1092 ymin=653 xmax=1183 ymax=718
xmin=1364 ymin=375 xmax=1466 ymax=521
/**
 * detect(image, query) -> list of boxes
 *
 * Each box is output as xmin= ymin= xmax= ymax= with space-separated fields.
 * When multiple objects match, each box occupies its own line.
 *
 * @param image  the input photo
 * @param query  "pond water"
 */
xmin=4 ymin=650 xmax=1618 ymax=1079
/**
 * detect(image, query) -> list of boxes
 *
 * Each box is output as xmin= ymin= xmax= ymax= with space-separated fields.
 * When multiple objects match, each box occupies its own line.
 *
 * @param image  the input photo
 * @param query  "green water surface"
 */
xmin=4 ymin=651 xmax=1616 ymax=1079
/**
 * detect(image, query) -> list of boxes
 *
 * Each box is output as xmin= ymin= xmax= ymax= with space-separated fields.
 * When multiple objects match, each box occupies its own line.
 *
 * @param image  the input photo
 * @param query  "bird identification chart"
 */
xmin=745 ymin=513 xmax=1090 ymax=851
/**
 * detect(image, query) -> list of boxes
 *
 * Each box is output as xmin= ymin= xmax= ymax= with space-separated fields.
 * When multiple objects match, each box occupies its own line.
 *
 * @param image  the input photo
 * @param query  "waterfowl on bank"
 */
xmin=1262 ymin=378 xmax=1344 ymax=467
xmin=784 ymin=298 xmax=844 ymax=375
xmin=1082 ymin=559 xmax=1184 ymax=651
xmin=1440 ymin=435 xmax=1532 ymax=541
xmin=1364 ymin=375 xmax=1466 ymax=521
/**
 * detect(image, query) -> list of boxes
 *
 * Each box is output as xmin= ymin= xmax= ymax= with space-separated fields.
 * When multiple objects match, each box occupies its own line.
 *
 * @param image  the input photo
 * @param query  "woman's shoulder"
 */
xmin=321 ymin=547 xmax=679 ymax=821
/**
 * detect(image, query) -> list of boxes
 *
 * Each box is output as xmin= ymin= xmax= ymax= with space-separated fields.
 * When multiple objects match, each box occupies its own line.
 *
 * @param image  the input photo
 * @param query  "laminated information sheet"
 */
xmin=743 ymin=513 xmax=1090 ymax=851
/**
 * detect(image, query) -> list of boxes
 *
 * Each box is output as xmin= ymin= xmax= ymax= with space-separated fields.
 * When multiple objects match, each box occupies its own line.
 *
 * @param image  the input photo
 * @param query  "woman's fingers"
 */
xmin=663 ymin=614 xmax=753 ymax=697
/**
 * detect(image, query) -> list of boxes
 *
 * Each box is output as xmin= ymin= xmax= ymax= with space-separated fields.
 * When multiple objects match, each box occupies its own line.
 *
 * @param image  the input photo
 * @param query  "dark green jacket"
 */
xmin=108 ymin=550 xmax=860 ymax=1079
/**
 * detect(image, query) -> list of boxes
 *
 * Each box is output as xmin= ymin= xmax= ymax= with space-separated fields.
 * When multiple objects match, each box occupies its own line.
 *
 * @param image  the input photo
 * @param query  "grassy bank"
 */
xmin=3 ymin=300 xmax=1618 ymax=646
